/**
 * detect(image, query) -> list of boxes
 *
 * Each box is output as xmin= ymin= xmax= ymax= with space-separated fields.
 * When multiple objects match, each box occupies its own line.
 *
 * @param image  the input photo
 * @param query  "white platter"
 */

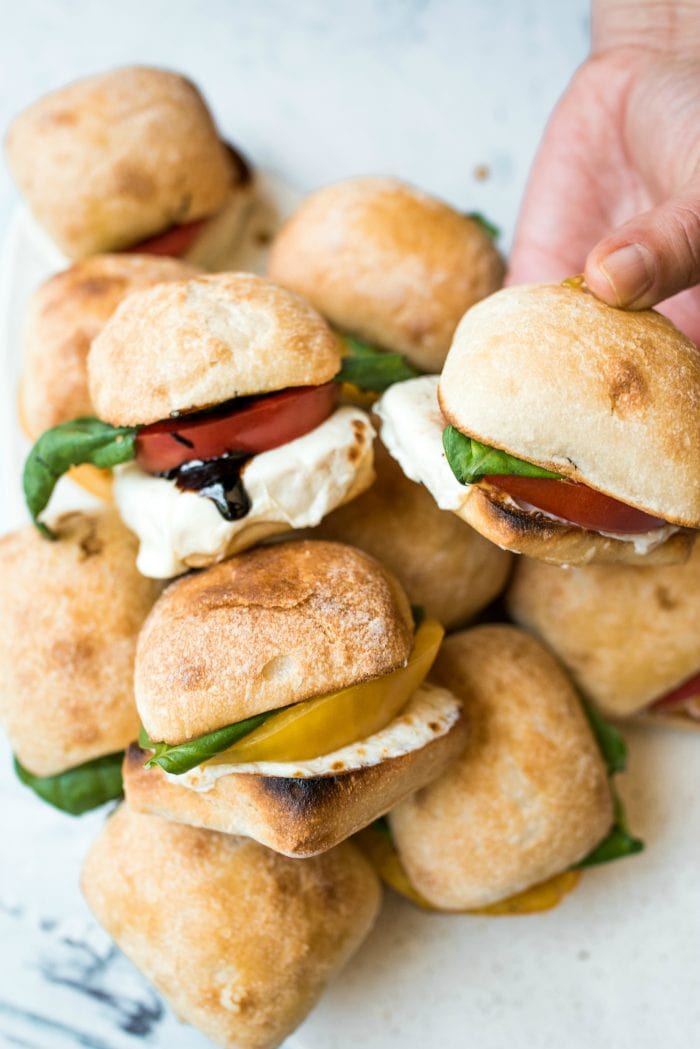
xmin=1 ymin=180 xmax=700 ymax=1049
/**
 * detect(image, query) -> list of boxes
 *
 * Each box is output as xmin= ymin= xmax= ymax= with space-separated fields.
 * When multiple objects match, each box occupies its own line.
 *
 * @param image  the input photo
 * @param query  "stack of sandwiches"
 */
xmin=1 ymin=63 xmax=697 ymax=1049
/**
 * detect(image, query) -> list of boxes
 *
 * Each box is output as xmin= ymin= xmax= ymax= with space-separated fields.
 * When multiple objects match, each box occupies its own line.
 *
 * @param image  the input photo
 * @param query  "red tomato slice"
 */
xmin=650 ymin=670 xmax=700 ymax=712
xmin=135 ymin=382 xmax=339 ymax=475
xmin=484 ymin=475 xmax=667 ymax=534
xmin=127 ymin=218 xmax=208 ymax=257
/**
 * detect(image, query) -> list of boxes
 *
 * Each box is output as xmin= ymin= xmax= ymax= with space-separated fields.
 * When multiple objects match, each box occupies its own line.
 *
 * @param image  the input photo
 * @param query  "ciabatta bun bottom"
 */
xmin=82 ymin=805 xmax=380 ymax=1049
xmin=123 ymin=703 xmax=467 ymax=857
xmin=457 ymin=482 xmax=693 ymax=567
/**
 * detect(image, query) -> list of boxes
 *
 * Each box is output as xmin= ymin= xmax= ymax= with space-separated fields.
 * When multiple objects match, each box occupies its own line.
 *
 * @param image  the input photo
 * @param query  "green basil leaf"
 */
xmin=140 ymin=711 xmax=275 ymax=775
xmin=466 ymin=211 xmax=500 ymax=239
xmin=583 ymin=701 xmax=628 ymax=775
xmin=442 ymin=426 xmax=562 ymax=485
xmin=24 ymin=417 xmax=137 ymax=538
xmin=575 ymin=789 xmax=643 ymax=868
xmin=14 ymin=752 xmax=124 ymax=815
xmin=336 ymin=336 xmax=420 ymax=392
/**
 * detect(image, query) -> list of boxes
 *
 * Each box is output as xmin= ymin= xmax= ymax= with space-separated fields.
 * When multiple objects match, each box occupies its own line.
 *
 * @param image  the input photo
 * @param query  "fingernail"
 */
xmin=598 ymin=244 xmax=655 ymax=306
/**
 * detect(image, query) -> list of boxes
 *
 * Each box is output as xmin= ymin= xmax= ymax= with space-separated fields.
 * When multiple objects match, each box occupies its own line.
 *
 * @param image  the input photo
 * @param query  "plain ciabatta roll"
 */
xmin=20 ymin=254 xmax=199 ymax=438
xmin=310 ymin=439 xmax=512 ymax=629
xmin=0 ymin=510 xmax=160 ymax=777
xmin=507 ymin=547 xmax=700 ymax=727
xmin=267 ymin=176 xmax=504 ymax=372
xmin=88 ymin=272 xmax=342 ymax=426
xmin=5 ymin=66 xmax=250 ymax=260
xmin=82 ymin=806 xmax=381 ymax=1049
xmin=389 ymin=625 xmax=613 ymax=910
xmin=439 ymin=283 xmax=700 ymax=527
xmin=125 ymin=540 xmax=468 ymax=856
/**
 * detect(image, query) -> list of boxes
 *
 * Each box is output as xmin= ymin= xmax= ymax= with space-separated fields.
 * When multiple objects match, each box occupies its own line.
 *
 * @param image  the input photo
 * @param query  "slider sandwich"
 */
xmin=313 ymin=440 xmax=512 ymax=630
xmin=508 ymin=544 xmax=700 ymax=728
xmin=5 ymin=66 xmax=252 ymax=267
xmin=124 ymin=540 xmax=468 ymax=857
xmin=376 ymin=282 xmax=700 ymax=566
xmin=19 ymin=253 xmax=198 ymax=499
xmin=382 ymin=625 xmax=640 ymax=912
xmin=83 ymin=806 xmax=381 ymax=1049
xmin=23 ymin=273 xmax=375 ymax=578
xmin=268 ymin=176 xmax=504 ymax=382
xmin=0 ymin=509 xmax=160 ymax=814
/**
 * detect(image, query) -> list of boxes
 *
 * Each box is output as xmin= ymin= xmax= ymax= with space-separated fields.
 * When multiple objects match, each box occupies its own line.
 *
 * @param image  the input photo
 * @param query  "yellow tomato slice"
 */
xmin=356 ymin=824 xmax=582 ymax=916
xmin=205 ymin=617 xmax=444 ymax=766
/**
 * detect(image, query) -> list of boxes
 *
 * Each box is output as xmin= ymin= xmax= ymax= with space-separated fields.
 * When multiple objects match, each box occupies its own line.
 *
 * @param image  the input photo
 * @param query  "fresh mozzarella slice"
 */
xmin=375 ymin=376 xmax=469 ymax=513
xmin=170 ymin=683 xmax=461 ymax=787
xmin=115 ymin=406 xmax=374 ymax=578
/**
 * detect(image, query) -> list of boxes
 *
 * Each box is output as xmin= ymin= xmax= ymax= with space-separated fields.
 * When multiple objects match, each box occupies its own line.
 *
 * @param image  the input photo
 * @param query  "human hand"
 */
xmin=507 ymin=2 xmax=700 ymax=344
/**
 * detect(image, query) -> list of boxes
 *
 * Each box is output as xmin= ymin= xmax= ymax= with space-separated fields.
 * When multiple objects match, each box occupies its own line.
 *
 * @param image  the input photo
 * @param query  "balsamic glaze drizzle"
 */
xmin=165 ymin=454 xmax=252 ymax=521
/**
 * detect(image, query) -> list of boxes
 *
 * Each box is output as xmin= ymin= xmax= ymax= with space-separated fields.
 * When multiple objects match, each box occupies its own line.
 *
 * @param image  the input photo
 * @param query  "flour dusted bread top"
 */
xmin=439 ymin=283 xmax=700 ymax=526
xmin=5 ymin=66 xmax=242 ymax=258
xmin=508 ymin=545 xmax=700 ymax=717
xmin=268 ymin=176 xmax=504 ymax=371
xmin=390 ymin=625 xmax=613 ymax=909
xmin=81 ymin=806 xmax=381 ymax=1049
xmin=88 ymin=273 xmax=343 ymax=425
xmin=0 ymin=509 xmax=160 ymax=776
xmin=135 ymin=540 xmax=414 ymax=743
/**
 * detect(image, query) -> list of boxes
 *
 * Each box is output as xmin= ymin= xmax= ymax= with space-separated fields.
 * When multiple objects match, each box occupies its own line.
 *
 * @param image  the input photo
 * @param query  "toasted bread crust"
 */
xmin=123 ymin=706 xmax=468 ymax=856
xmin=439 ymin=283 xmax=700 ymax=525
xmin=81 ymin=805 xmax=381 ymax=1049
xmin=389 ymin=626 xmax=613 ymax=910
xmin=88 ymin=273 xmax=342 ymax=425
xmin=5 ymin=66 xmax=243 ymax=258
xmin=268 ymin=176 xmax=504 ymax=371
xmin=135 ymin=540 xmax=414 ymax=743
xmin=507 ymin=543 xmax=700 ymax=717
xmin=0 ymin=510 xmax=160 ymax=776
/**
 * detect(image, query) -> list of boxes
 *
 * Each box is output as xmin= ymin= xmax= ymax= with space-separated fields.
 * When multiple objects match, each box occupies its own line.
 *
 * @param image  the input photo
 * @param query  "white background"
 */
xmin=2 ymin=4 xmax=700 ymax=1049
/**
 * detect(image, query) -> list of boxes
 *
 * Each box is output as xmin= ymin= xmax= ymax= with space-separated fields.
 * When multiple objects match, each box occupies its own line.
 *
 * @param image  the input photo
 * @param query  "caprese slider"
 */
xmin=124 ymin=540 xmax=468 ymax=857
xmin=268 ymin=176 xmax=503 ymax=384
xmin=5 ymin=66 xmax=252 ymax=268
xmin=383 ymin=625 xmax=640 ymax=912
xmin=19 ymin=253 xmax=198 ymax=500
xmin=23 ymin=273 xmax=375 ymax=578
xmin=313 ymin=439 xmax=512 ymax=630
xmin=83 ymin=806 xmax=381 ymax=1049
xmin=0 ymin=509 xmax=160 ymax=814
xmin=377 ymin=283 xmax=700 ymax=566
xmin=508 ymin=544 xmax=700 ymax=728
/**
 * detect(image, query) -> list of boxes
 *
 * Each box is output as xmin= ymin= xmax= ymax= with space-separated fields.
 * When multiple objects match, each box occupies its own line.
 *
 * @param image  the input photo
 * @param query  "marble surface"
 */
xmin=6 ymin=4 xmax=700 ymax=1049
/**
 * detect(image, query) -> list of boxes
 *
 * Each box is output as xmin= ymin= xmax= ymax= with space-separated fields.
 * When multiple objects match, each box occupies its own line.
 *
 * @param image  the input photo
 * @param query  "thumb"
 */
xmin=584 ymin=180 xmax=700 ymax=310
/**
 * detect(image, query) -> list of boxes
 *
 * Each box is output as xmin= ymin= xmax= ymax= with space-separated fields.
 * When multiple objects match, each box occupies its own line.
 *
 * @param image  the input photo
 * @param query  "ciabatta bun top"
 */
xmin=390 ymin=625 xmax=613 ymax=910
xmin=508 ymin=544 xmax=700 ymax=718
xmin=0 ymin=510 xmax=160 ymax=777
xmin=135 ymin=540 xmax=414 ymax=743
xmin=268 ymin=176 xmax=504 ymax=372
xmin=21 ymin=254 xmax=198 ymax=438
xmin=82 ymin=806 xmax=381 ymax=1049
xmin=5 ymin=66 xmax=242 ymax=258
xmin=88 ymin=273 xmax=342 ymax=425
xmin=439 ymin=283 xmax=700 ymax=526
